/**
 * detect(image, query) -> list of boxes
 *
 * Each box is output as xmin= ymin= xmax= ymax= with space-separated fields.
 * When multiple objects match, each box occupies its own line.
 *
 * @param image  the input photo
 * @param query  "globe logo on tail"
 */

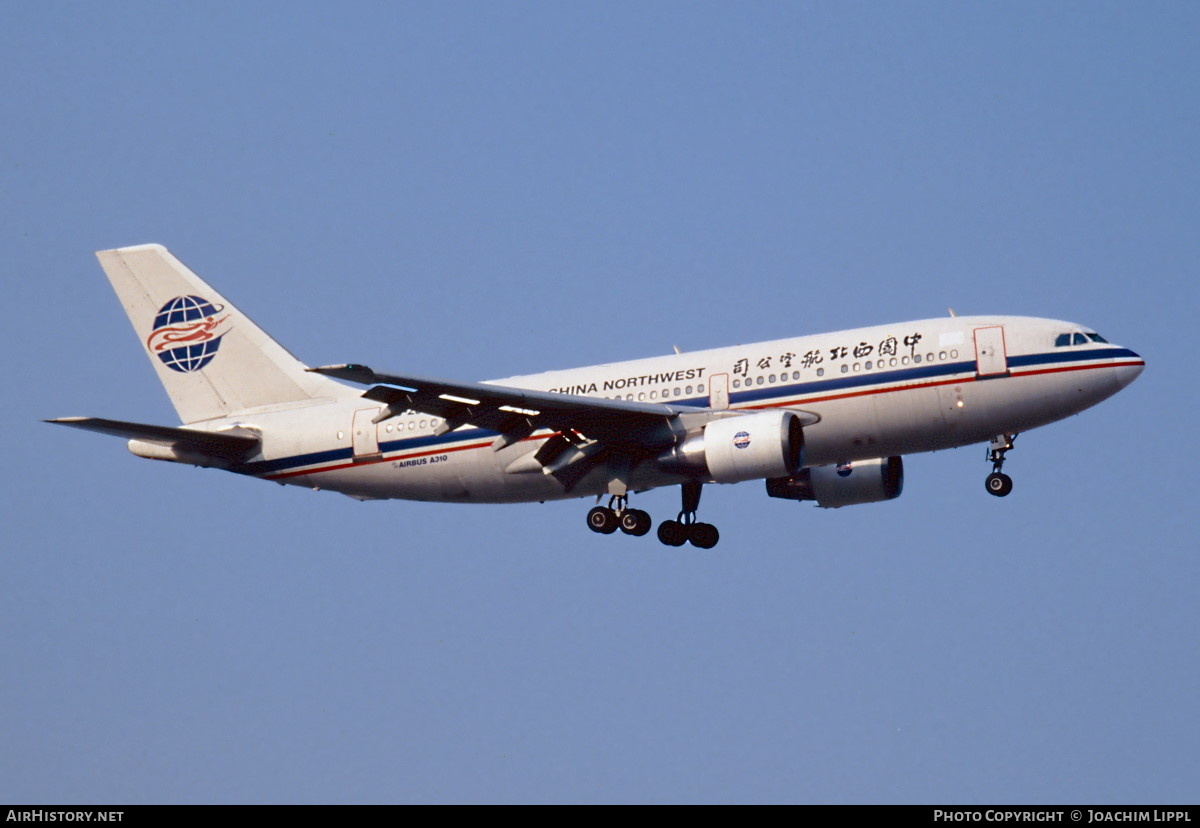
xmin=145 ymin=296 xmax=233 ymax=373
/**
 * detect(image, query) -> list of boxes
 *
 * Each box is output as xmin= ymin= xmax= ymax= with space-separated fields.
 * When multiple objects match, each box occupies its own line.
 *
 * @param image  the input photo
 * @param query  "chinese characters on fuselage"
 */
xmin=731 ymin=332 xmax=928 ymax=383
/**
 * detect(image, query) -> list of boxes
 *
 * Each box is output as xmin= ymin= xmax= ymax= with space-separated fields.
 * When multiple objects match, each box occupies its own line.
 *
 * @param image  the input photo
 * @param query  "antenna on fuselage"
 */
xmin=947 ymin=307 xmax=959 ymax=317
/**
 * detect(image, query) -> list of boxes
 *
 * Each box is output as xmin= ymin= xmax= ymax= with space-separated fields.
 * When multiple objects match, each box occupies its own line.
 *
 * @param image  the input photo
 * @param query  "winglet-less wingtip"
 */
xmin=308 ymin=364 xmax=377 ymax=383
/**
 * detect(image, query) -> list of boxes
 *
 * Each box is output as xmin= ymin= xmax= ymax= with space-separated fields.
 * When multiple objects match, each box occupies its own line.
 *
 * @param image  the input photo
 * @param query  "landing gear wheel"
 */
xmin=657 ymin=520 xmax=688 ymax=547
xmin=985 ymin=472 xmax=1013 ymax=497
xmin=659 ymin=481 xmax=721 ymax=547
xmin=619 ymin=509 xmax=652 ymax=537
xmin=688 ymin=522 xmax=720 ymax=549
xmin=587 ymin=506 xmax=619 ymax=534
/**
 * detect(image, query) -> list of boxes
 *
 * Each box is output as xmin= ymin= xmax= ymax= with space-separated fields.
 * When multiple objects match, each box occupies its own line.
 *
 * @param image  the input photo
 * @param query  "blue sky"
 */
xmin=3 ymin=2 xmax=1197 ymax=804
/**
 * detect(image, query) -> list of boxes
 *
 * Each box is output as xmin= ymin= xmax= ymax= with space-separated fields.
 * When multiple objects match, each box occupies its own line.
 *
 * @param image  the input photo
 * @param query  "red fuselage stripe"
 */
xmin=263 ymin=359 xmax=1142 ymax=480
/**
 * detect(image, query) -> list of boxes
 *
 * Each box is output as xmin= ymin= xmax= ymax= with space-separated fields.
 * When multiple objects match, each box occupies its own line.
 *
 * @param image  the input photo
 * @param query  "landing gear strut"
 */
xmin=586 ymin=495 xmax=652 ymax=537
xmin=985 ymin=433 xmax=1017 ymax=497
xmin=657 ymin=482 xmax=720 ymax=549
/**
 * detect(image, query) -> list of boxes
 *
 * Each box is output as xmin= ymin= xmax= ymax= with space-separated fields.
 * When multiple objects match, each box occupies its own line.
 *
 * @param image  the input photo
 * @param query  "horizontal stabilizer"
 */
xmin=46 ymin=416 xmax=260 ymax=461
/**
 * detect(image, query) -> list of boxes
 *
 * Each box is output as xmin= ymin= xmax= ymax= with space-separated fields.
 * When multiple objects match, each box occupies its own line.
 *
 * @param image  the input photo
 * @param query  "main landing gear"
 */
xmin=984 ymin=433 xmax=1017 ymax=497
xmin=587 ymin=495 xmax=652 ymax=537
xmin=657 ymin=482 xmax=719 ymax=549
xmin=584 ymin=481 xmax=720 ymax=548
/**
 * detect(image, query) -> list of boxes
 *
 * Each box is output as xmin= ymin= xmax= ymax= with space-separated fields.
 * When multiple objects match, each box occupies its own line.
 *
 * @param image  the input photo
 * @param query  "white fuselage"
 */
xmin=208 ymin=316 xmax=1143 ymax=504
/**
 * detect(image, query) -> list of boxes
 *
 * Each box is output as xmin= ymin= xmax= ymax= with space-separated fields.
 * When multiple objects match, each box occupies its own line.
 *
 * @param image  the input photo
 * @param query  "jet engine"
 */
xmin=765 ymin=456 xmax=904 ymax=508
xmin=660 ymin=410 xmax=805 ymax=484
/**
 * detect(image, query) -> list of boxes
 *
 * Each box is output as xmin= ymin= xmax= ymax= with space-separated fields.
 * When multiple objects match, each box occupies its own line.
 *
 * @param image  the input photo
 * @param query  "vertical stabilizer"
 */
xmin=96 ymin=244 xmax=352 ymax=423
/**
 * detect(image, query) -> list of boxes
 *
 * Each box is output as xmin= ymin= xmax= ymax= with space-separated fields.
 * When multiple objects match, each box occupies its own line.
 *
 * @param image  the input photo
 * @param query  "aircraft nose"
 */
xmin=1114 ymin=351 xmax=1145 ymax=389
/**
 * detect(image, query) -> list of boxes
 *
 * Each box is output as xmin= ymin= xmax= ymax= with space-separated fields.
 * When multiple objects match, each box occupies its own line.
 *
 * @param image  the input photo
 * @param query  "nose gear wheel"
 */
xmin=984 ymin=434 xmax=1017 ymax=497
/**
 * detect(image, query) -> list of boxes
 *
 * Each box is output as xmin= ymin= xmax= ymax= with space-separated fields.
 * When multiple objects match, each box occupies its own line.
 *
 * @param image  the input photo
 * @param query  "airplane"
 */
xmin=48 ymin=244 xmax=1145 ymax=548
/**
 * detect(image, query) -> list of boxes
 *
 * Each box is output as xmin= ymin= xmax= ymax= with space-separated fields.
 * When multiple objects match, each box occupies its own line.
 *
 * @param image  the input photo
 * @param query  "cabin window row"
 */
xmin=351 ymin=347 xmax=967 ymax=437
xmin=730 ymin=349 xmax=960 ymax=387
xmin=606 ymin=384 xmax=706 ymax=402
xmin=383 ymin=417 xmax=440 ymax=433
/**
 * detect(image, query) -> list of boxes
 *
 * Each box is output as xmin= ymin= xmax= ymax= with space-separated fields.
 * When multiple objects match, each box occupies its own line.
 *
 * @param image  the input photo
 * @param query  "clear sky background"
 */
xmin=3 ymin=1 xmax=1197 ymax=804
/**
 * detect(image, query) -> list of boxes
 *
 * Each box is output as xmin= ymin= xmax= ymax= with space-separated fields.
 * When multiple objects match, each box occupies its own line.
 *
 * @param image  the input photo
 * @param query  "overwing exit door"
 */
xmin=709 ymin=373 xmax=730 ymax=409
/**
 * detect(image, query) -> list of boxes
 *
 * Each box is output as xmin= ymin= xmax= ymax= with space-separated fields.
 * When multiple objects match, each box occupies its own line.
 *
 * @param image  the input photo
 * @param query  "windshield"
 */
xmin=1056 ymin=331 xmax=1109 ymax=347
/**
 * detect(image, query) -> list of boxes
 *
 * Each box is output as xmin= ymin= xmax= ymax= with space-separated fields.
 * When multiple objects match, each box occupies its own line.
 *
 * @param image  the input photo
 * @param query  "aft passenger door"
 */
xmin=974 ymin=326 xmax=1009 ymax=378
xmin=352 ymin=407 xmax=382 ymax=461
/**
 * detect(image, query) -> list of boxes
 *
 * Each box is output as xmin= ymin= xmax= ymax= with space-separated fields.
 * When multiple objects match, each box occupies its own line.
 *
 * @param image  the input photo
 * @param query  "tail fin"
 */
xmin=97 ymin=244 xmax=352 ymax=423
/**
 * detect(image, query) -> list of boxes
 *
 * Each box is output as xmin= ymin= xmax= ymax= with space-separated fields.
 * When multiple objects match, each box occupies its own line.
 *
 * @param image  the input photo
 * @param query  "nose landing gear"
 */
xmin=985 ymin=433 xmax=1017 ymax=497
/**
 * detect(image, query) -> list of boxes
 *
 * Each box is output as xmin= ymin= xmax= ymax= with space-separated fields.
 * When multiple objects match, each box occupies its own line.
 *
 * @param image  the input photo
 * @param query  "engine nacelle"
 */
xmin=661 ymin=410 xmax=805 ymax=484
xmin=765 ymin=456 xmax=904 ymax=508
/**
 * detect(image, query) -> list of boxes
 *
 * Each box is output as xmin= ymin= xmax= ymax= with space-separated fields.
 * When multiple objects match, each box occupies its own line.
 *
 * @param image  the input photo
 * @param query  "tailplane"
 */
xmin=96 ymin=244 xmax=351 ymax=423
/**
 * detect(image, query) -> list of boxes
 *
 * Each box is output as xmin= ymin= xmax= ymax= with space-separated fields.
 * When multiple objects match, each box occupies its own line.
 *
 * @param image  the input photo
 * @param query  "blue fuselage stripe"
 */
xmin=239 ymin=347 xmax=1136 ymax=477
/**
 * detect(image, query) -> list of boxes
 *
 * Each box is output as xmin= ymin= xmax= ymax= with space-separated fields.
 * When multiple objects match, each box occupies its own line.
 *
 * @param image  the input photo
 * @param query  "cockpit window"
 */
xmin=1056 ymin=331 xmax=1109 ymax=347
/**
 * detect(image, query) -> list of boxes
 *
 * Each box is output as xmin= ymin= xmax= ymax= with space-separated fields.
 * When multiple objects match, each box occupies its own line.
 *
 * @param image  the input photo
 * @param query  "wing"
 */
xmin=308 ymin=363 xmax=699 ymax=489
xmin=309 ymin=363 xmax=693 ymax=446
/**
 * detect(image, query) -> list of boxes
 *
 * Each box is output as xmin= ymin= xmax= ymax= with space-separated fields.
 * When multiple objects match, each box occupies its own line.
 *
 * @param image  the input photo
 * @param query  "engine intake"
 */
xmin=766 ymin=456 xmax=904 ymax=508
xmin=661 ymin=410 xmax=805 ymax=484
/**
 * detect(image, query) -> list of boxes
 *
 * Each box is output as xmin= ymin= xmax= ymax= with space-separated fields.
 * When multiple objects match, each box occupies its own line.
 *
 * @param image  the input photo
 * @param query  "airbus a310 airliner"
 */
xmin=49 ymin=245 xmax=1144 ymax=548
